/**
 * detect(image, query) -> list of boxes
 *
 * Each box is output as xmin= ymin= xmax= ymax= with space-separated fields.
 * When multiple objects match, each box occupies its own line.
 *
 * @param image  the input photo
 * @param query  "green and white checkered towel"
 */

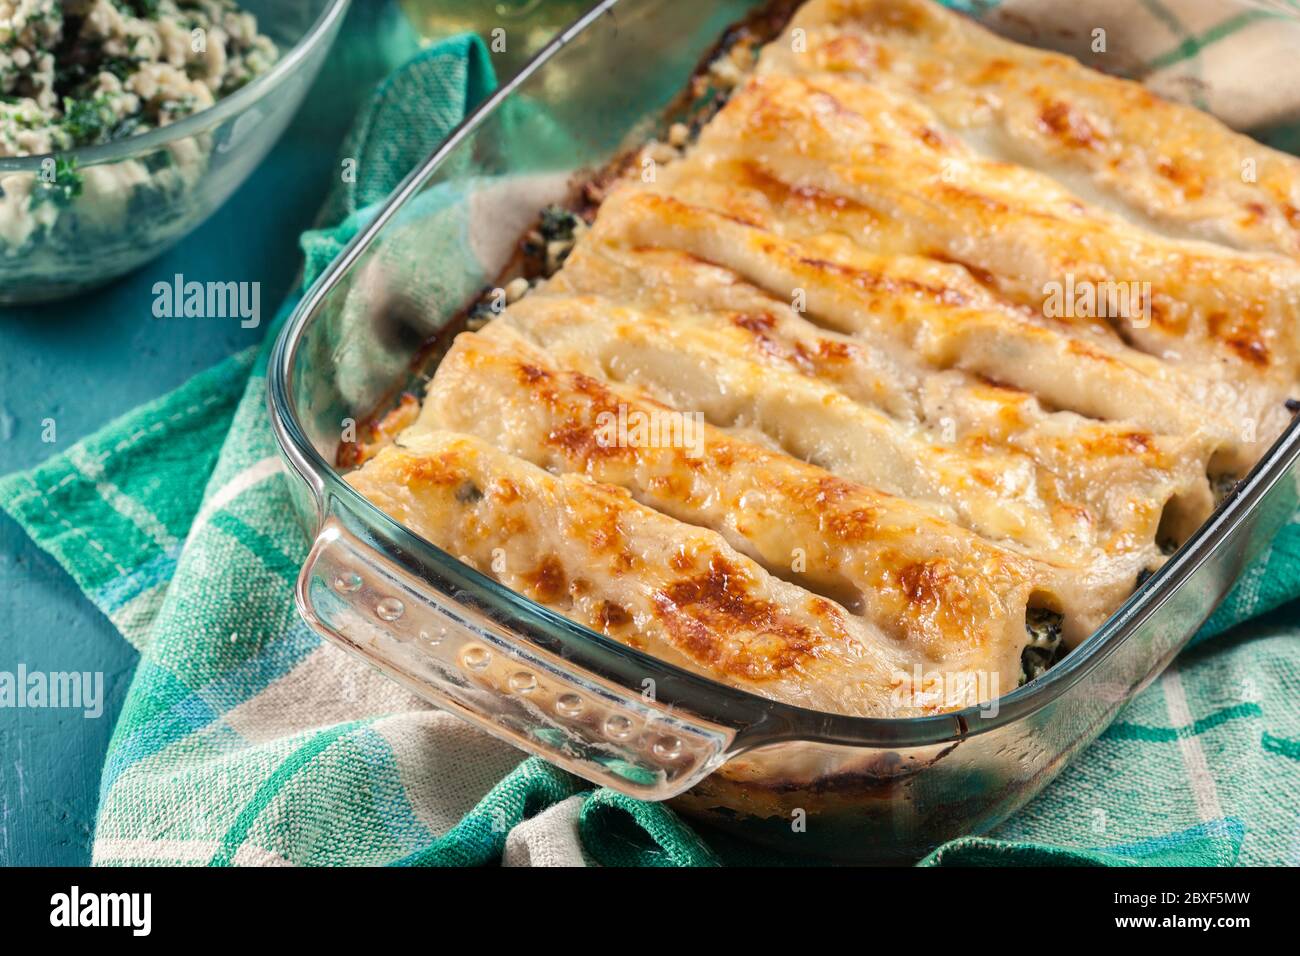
xmin=3 ymin=0 xmax=1300 ymax=866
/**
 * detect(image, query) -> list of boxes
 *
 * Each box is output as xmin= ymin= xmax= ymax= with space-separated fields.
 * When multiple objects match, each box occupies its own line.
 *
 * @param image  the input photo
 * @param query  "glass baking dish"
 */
xmin=268 ymin=0 xmax=1300 ymax=862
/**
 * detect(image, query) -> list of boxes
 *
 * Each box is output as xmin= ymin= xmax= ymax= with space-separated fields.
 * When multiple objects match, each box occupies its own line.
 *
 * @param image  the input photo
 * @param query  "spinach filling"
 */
xmin=31 ymin=155 xmax=83 ymax=208
xmin=538 ymin=205 xmax=582 ymax=244
xmin=1020 ymin=607 xmax=1065 ymax=685
xmin=1210 ymin=472 xmax=1239 ymax=506
xmin=524 ymin=205 xmax=586 ymax=276
xmin=114 ymin=0 xmax=163 ymax=18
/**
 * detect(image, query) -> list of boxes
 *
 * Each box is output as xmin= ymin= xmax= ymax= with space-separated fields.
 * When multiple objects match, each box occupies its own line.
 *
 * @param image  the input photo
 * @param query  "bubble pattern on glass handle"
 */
xmin=300 ymin=521 xmax=736 ymax=799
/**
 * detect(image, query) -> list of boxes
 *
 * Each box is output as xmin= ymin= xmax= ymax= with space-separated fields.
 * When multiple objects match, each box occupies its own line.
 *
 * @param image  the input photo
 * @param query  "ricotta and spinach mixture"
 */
xmin=0 ymin=0 xmax=277 ymax=249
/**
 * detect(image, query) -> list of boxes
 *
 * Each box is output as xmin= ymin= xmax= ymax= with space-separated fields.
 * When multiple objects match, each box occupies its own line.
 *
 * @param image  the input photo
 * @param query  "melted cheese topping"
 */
xmin=346 ymin=0 xmax=1300 ymax=717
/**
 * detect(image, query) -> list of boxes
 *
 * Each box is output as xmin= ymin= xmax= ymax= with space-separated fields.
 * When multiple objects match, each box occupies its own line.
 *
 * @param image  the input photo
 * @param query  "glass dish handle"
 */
xmin=297 ymin=519 xmax=738 ymax=800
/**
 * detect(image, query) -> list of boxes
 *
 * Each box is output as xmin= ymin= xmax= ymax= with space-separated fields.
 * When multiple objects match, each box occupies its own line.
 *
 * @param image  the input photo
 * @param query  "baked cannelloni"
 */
xmin=345 ymin=0 xmax=1300 ymax=717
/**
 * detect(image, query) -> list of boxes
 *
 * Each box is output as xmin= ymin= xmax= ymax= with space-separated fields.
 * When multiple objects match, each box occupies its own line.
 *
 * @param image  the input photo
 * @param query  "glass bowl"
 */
xmin=0 ymin=0 xmax=351 ymax=305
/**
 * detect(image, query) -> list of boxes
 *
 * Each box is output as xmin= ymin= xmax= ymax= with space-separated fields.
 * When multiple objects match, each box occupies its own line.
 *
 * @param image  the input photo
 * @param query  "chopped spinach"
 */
xmin=101 ymin=56 xmax=143 ymax=83
xmin=61 ymin=95 xmax=117 ymax=145
xmin=113 ymin=0 xmax=162 ymax=18
xmin=143 ymin=148 xmax=173 ymax=173
xmin=1020 ymin=607 xmax=1065 ymax=685
xmin=526 ymin=205 xmax=586 ymax=275
xmin=31 ymin=155 xmax=84 ymax=208
xmin=538 ymin=205 xmax=582 ymax=244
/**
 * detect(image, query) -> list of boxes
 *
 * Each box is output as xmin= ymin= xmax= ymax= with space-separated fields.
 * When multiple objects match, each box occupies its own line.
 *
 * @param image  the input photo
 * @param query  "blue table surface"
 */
xmin=0 ymin=3 xmax=422 ymax=865
xmin=0 ymin=145 xmax=325 ymax=868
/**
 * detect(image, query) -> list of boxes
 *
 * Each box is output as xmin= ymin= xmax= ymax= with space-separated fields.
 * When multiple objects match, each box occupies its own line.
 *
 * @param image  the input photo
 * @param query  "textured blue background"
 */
xmin=0 ymin=2 xmax=424 ymax=866
xmin=0 ymin=126 xmax=325 ymax=868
